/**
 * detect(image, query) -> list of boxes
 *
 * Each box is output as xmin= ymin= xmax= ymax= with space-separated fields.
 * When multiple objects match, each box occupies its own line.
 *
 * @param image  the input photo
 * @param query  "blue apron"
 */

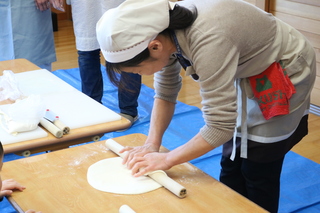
xmin=0 ymin=0 xmax=56 ymax=66
xmin=0 ymin=0 xmax=14 ymax=61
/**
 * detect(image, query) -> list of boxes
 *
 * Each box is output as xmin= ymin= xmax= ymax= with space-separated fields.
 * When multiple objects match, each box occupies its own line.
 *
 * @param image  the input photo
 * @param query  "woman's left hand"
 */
xmin=129 ymin=152 xmax=172 ymax=177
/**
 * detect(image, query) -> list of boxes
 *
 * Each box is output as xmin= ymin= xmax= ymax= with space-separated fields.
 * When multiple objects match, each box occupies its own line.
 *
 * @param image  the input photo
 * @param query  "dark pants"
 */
xmin=220 ymin=153 xmax=284 ymax=213
xmin=118 ymin=72 xmax=141 ymax=117
xmin=78 ymin=49 xmax=141 ymax=116
xmin=78 ymin=49 xmax=103 ymax=103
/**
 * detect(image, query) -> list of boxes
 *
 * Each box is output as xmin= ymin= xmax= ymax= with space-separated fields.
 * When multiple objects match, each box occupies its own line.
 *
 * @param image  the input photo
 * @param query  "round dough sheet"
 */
xmin=87 ymin=157 xmax=162 ymax=194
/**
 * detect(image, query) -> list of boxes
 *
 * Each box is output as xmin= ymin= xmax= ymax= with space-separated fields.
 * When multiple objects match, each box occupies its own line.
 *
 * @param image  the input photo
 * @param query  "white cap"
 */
xmin=96 ymin=0 xmax=176 ymax=63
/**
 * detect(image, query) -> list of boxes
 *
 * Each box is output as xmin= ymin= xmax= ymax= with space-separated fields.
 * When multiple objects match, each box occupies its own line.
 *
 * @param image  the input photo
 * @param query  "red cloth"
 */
xmin=249 ymin=62 xmax=296 ymax=120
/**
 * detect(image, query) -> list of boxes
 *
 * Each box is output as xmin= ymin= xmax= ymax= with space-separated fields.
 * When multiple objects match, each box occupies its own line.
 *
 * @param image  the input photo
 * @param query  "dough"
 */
xmin=87 ymin=157 xmax=162 ymax=194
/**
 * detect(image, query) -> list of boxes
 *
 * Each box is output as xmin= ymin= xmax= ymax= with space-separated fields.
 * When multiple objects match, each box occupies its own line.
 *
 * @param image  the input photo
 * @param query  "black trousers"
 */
xmin=220 ymin=152 xmax=284 ymax=213
xmin=219 ymin=115 xmax=308 ymax=212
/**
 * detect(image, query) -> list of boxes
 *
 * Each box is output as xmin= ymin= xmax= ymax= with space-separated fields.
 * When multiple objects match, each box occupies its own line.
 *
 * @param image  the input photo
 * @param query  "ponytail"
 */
xmin=168 ymin=4 xmax=197 ymax=30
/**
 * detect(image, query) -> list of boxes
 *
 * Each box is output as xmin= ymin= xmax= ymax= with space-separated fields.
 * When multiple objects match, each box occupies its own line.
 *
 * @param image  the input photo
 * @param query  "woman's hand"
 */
xmin=120 ymin=143 xmax=159 ymax=166
xmin=130 ymin=152 xmax=172 ymax=177
xmin=35 ymin=0 xmax=51 ymax=11
xmin=49 ymin=0 xmax=64 ymax=11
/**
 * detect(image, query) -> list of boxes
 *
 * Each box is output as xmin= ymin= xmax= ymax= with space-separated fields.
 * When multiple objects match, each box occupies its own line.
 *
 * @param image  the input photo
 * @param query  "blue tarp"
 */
xmin=2 ymin=66 xmax=320 ymax=213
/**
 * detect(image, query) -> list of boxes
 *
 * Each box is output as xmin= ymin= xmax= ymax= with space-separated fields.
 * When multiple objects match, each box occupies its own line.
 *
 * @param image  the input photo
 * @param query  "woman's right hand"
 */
xmin=120 ymin=143 xmax=159 ymax=166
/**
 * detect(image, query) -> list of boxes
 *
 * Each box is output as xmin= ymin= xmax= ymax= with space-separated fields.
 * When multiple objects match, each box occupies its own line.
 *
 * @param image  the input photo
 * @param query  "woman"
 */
xmin=0 ymin=0 xmax=56 ymax=71
xmin=96 ymin=0 xmax=316 ymax=212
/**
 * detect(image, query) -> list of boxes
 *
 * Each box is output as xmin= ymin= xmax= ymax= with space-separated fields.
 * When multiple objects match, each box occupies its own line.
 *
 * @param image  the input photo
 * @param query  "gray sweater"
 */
xmin=154 ymin=0 xmax=316 ymax=152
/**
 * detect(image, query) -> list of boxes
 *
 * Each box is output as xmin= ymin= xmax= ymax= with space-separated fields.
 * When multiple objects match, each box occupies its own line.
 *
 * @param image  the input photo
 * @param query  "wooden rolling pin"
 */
xmin=40 ymin=118 xmax=63 ymax=138
xmin=105 ymin=139 xmax=187 ymax=198
xmin=53 ymin=116 xmax=70 ymax=135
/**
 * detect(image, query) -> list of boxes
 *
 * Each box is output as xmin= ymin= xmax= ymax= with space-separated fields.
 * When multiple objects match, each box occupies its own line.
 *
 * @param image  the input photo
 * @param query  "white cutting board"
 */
xmin=0 ymin=69 xmax=121 ymax=145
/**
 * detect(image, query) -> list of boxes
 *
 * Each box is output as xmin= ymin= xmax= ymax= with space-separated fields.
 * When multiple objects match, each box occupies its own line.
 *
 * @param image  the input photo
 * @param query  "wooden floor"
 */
xmin=52 ymin=20 xmax=320 ymax=164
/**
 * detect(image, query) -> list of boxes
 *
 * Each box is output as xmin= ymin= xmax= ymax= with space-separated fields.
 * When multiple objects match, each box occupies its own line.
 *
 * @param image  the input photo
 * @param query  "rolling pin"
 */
xmin=53 ymin=116 xmax=70 ymax=135
xmin=44 ymin=109 xmax=70 ymax=135
xmin=40 ymin=118 xmax=63 ymax=138
xmin=105 ymin=139 xmax=187 ymax=198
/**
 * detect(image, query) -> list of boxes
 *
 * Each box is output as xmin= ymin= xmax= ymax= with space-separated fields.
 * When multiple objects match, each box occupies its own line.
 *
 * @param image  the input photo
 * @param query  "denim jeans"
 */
xmin=78 ymin=49 xmax=103 ymax=103
xmin=78 ymin=49 xmax=141 ymax=116
xmin=118 ymin=72 xmax=141 ymax=117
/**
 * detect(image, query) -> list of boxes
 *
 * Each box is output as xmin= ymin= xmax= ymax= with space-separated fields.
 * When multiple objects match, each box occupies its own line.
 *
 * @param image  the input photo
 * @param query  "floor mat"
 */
xmin=2 ymin=66 xmax=320 ymax=213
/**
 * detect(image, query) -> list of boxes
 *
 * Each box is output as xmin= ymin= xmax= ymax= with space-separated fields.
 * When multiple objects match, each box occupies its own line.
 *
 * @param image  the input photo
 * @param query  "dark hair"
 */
xmin=0 ymin=142 xmax=3 ymax=158
xmin=105 ymin=4 xmax=198 ymax=88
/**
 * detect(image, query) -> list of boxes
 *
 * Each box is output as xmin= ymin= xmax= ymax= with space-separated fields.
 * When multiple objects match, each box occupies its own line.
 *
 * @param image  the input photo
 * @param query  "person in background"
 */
xmin=0 ymin=142 xmax=41 ymax=213
xmin=96 ymin=0 xmax=316 ymax=212
xmin=0 ymin=0 xmax=56 ymax=71
xmin=67 ymin=0 xmax=141 ymax=127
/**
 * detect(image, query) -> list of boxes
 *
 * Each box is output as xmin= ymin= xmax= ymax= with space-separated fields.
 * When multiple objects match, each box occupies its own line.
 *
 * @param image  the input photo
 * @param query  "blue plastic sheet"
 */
xmin=2 ymin=66 xmax=320 ymax=213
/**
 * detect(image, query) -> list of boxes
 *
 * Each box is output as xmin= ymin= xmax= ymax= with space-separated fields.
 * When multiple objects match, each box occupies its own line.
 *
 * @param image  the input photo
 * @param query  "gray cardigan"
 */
xmin=154 ymin=0 xmax=316 ymax=155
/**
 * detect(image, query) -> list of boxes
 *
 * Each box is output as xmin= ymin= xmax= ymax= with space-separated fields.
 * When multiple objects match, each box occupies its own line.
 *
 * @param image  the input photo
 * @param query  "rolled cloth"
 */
xmin=249 ymin=62 xmax=296 ymax=120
